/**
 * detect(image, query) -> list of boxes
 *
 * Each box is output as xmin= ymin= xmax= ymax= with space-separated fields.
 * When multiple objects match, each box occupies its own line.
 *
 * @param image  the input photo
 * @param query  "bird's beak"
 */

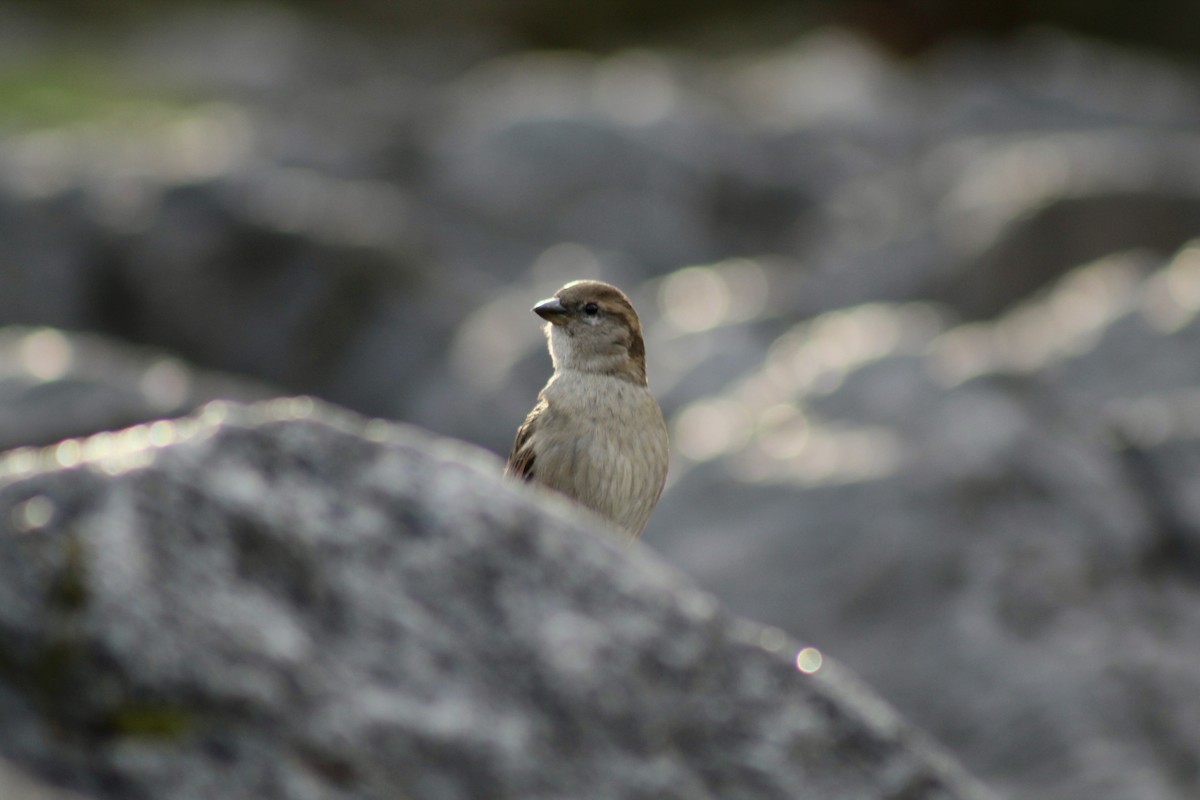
xmin=533 ymin=296 xmax=570 ymax=326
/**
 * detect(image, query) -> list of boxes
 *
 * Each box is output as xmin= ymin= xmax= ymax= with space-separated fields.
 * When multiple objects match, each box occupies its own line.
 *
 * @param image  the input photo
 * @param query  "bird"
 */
xmin=506 ymin=279 xmax=669 ymax=539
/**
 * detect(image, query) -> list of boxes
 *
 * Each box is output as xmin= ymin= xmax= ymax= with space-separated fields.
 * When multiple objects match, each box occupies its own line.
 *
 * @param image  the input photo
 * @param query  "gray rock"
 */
xmin=0 ymin=326 xmax=274 ymax=452
xmin=0 ymin=757 xmax=87 ymax=800
xmin=0 ymin=401 xmax=997 ymax=800
xmin=6 ymin=22 xmax=1200 ymax=438
xmin=650 ymin=250 xmax=1200 ymax=800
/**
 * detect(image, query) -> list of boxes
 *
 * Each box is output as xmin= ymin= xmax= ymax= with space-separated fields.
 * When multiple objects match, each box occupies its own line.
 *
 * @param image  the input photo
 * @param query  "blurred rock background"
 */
xmin=2 ymin=1 xmax=1200 ymax=798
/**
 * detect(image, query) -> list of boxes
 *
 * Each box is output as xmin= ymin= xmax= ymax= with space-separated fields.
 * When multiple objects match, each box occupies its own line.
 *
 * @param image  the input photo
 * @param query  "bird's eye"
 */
xmin=584 ymin=302 xmax=599 ymax=316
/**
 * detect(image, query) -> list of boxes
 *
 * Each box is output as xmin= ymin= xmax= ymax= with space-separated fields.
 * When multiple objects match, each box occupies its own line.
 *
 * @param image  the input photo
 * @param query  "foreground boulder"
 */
xmin=0 ymin=401 xmax=995 ymax=800
xmin=0 ymin=757 xmax=85 ymax=800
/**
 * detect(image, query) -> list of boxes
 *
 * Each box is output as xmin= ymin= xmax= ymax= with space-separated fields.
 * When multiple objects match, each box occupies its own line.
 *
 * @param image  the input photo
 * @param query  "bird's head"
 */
xmin=534 ymin=280 xmax=648 ymax=384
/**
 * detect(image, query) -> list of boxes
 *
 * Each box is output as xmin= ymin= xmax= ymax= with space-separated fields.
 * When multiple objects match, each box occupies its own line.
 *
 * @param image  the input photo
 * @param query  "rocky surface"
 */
xmin=0 ymin=326 xmax=273 ymax=452
xmin=0 ymin=757 xmax=85 ymax=800
xmin=4 ymin=8 xmax=1200 ymax=798
xmin=654 ymin=251 xmax=1200 ymax=799
xmin=0 ymin=403 xmax=995 ymax=800
xmin=4 ymin=18 xmax=1200 ymax=448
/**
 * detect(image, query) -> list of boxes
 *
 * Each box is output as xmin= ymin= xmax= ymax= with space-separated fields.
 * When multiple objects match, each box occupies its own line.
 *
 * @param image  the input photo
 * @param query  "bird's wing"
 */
xmin=505 ymin=398 xmax=546 ymax=481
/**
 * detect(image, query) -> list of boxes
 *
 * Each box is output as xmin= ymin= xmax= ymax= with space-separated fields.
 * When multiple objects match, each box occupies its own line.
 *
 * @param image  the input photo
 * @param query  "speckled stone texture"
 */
xmin=0 ymin=402 xmax=996 ymax=800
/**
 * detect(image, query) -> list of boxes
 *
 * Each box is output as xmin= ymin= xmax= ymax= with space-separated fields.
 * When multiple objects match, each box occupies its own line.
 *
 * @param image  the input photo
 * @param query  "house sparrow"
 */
xmin=506 ymin=280 xmax=668 ymax=538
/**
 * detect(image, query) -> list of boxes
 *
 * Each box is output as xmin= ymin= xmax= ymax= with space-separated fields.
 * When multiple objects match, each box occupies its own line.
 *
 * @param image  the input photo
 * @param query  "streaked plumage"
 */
xmin=507 ymin=280 xmax=668 ymax=538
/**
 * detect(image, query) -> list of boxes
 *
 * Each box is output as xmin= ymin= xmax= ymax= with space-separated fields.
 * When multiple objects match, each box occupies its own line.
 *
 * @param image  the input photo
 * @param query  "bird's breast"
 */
xmin=534 ymin=371 xmax=668 ymax=535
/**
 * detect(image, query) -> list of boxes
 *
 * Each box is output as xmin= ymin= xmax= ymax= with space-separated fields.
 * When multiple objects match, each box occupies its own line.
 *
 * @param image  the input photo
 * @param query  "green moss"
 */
xmin=33 ymin=638 xmax=80 ymax=695
xmin=22 ymin=641 xmax=196 ymax=741
xmin=0 ymin=58 xmax=191 ymax=130
xmin=0 ymin=535 xmax=201 ymax=743
xmin=49 ymin=535 xmax=89 ymax=612
xmin=108 ymin=703 xmax=195 ymax=739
